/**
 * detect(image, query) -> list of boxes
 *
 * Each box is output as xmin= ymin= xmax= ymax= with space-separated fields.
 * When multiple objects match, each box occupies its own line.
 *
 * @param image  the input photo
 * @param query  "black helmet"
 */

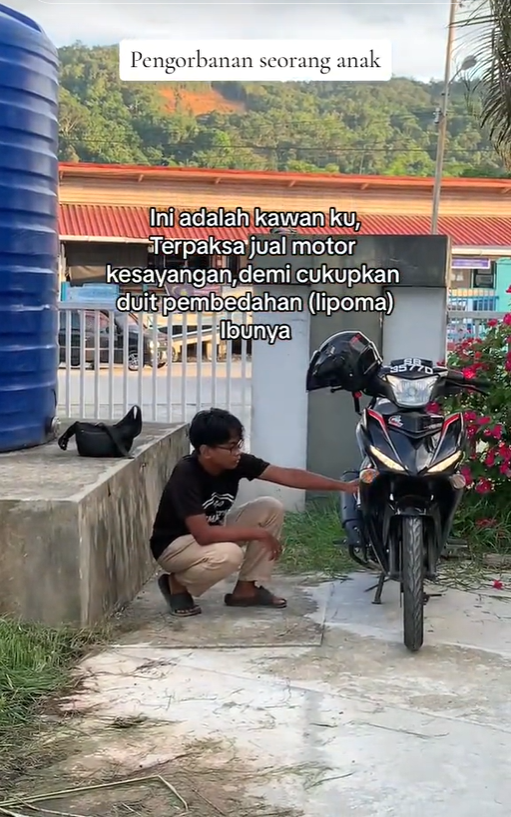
xmin=306 ymin=330 xmax=382 ymax=393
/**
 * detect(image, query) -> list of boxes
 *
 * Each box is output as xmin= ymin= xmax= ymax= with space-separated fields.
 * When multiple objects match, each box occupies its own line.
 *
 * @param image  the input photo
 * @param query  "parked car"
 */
xmin=58 ymin=309 xmax=168 ymax=371
xmin=144 ymin=318 xmax=229 ymax=360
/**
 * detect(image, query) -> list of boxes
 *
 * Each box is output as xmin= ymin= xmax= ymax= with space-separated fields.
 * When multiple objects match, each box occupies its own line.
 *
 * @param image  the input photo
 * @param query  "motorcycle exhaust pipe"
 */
xmin=339 ymin=469 xmax=361 ymax=547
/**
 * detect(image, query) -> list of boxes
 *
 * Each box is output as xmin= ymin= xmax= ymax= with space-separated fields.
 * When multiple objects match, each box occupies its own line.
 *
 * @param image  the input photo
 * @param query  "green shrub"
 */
xmin=446 ymin=313 xmax=511 ymax=551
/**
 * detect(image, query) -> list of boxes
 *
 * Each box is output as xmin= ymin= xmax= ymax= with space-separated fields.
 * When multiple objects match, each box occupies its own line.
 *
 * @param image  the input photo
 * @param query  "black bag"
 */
xmin=57 ymin=406 xmax=142 ymax=458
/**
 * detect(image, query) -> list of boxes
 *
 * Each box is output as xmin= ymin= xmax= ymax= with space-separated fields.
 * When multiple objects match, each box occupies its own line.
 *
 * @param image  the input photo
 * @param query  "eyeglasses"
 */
xmin=216 ymin=441 xmax=244 ymax=453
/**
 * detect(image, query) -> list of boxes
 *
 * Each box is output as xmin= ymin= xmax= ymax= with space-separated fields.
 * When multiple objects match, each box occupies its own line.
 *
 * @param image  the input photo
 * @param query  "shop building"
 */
xmin=57 ymin=163 xmax=511 ymax=312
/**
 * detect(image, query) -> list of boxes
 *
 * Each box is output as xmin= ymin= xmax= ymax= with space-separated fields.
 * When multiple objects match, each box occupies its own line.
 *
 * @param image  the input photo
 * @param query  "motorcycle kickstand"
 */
xmin=366 ymin=572 xmax=387 ymax=605
xmin=423 ymin=591 xmax=443 ymax=605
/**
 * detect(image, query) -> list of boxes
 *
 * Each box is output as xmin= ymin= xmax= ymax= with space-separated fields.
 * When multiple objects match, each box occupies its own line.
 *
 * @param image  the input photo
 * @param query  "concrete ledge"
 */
xmin=0 ymin=422 xmax=189 ymax=626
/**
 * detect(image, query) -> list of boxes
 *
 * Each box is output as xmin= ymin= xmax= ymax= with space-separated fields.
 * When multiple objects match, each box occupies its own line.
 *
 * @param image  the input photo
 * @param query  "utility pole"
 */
xmin=431 ymin=0 xmax=458 ymax=234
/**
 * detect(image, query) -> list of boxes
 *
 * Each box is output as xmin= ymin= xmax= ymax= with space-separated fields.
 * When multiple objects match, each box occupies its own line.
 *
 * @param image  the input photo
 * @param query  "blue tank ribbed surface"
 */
xmin=0 ymin=4 xmax=59 ymax=451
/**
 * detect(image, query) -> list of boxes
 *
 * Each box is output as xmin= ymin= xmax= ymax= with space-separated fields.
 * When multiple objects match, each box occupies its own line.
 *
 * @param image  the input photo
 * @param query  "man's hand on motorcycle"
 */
xmin=260 ymin=532 xmax=283 ymax=560
xmin=342 ymin=479 xmax=359 ymax=494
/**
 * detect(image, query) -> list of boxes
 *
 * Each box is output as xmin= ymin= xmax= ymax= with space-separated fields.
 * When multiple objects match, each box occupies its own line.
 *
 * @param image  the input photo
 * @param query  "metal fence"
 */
xmin=446 ymin=310 xmax=506 ymax=351
xmin=56 ymin=302 xmax=506 ymax=435
xmin=56 ymin=303 xmax=253 ymax=438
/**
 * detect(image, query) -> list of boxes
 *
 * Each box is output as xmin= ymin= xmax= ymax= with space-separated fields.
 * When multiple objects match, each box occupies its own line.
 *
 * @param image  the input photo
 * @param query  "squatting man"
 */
xmin=150 ymin=407 xmax=359 ymax=617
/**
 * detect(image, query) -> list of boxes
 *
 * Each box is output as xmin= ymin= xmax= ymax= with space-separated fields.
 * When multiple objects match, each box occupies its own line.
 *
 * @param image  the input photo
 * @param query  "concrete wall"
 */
xmin=0 ymin=423 xmax=188 ymax=626
xmin=249 ymin=285 xmax=310 ymax=510
xmin=307 ymin=284 xmax=382 ymax=479
xmin=382 ymin=288 xmax=447 ymax=364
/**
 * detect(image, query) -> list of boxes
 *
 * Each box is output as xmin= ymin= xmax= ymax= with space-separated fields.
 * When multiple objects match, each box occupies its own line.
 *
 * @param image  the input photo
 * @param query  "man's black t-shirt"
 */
xmin=150 ymin=452 xmax=270 ymax=559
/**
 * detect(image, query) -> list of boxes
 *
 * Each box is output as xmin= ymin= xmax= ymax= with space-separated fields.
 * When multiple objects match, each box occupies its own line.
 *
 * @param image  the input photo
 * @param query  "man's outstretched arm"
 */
xmin=258 ymin=465 xmax=358 ymax=494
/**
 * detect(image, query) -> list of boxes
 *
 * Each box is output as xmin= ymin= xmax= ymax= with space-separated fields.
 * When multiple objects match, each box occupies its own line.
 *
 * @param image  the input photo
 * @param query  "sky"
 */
xmin=13 ymin=0 xmax=481 ymax=82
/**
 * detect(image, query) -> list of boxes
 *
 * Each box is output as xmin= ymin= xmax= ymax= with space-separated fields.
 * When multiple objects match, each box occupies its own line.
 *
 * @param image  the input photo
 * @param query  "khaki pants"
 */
xmin=156 ymin=496 xmax=285 ymax=597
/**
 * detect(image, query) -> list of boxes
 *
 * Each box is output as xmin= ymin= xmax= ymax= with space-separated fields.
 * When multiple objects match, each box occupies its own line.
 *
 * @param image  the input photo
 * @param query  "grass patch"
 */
xmin=438 ymin=495 xmax=511 ymax=590
xmin=453 ymin=494 xmax=511 ymax=558
xmin=0 ymin=618 xmax=102 ymax=780
xmin=279 ymin=495 xmax=511 ymax=591
xmin=281 ymin=498 xmax=353 ymax=576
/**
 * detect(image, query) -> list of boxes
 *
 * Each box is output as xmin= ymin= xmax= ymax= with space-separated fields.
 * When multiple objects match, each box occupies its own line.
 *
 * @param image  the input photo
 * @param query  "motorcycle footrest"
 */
xmin=333 ymin=538 xmax=351 ymax=547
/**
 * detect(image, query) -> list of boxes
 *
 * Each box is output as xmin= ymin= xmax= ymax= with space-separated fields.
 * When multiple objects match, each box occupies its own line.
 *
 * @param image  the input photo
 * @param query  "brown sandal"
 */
xmin=157 ymin=574 xmax=201 ymax=617
xmin=224 ymin=586 xmax=287 ymax=609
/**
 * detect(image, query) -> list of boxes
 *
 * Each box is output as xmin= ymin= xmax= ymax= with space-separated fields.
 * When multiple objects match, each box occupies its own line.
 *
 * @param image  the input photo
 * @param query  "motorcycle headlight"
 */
xmin=386 ymin=375 xmax=438 ymax=408
xmin=368 ymin=445 xmax=405 ymax=472
xmin=426 ymin=451 xmax=462 ymax=474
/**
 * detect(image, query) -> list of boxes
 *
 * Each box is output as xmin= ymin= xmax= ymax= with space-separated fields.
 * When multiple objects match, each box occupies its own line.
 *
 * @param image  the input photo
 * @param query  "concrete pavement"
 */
xmin=56 ymin=571 xmax=511 ymax=816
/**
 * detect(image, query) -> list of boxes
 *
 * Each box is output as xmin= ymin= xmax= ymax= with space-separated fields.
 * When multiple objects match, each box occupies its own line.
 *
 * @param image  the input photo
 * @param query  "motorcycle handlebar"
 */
xmin=445 ymin=369 xmax=490 ymax=390
xmin=445 ymin=369 xmax=464 ymax=381
xmin=329 ymin=367 xmax=492 ymax=399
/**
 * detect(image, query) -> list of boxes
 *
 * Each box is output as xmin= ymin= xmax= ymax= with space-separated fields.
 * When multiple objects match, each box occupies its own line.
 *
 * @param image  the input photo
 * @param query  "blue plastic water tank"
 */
xmin=0 ymin=4 xmax=59 ymax=452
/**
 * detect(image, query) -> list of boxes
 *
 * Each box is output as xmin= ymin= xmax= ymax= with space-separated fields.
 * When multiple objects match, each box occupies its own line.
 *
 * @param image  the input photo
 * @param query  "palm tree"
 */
xmin=460 ymin=0 xmax=511 ymax=156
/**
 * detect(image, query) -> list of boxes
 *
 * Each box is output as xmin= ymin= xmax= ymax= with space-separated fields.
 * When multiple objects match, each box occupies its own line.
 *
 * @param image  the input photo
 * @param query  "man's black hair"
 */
xmin=189 ymin=408 xmax=244 ymax=450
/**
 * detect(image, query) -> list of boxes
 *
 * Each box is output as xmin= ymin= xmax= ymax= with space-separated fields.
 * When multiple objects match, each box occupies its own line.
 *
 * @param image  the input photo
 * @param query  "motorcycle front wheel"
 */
xmin=401 ymin=516 xmax=425 ymax=652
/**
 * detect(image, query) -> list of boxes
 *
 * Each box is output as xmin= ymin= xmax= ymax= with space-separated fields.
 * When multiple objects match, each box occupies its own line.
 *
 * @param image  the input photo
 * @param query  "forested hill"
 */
xmin=58 ymin=43 xmax=505 ymax=177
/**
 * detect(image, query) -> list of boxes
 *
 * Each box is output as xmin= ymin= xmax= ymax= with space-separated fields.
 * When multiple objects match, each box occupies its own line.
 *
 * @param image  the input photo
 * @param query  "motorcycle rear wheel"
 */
xmin=402 ymin=516 xmax=425 ymax=652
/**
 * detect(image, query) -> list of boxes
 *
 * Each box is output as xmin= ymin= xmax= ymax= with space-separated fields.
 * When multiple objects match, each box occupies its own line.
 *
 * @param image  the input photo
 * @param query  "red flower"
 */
xmin=463 ymin=410 xmax=478 ymax=422
xmin=476 ymin=518 xmax=495 ymax=528
xmin=503 ymin=314 xmax=511 ymax=326
xmin=460 ymin=465 xmax=473 ymax=485
xmin=487 ymin=318 xmax=499 ymax=327
xmin=478 ymin=416 xmax=491 ymax=425
xmin=475 ymin=478 xmax=493 ymax=494
xmin=427 ymin=401 xmax=441 ymax=414
xmin=483 ymin=424 xmax=500 ymax=437
xmin=462 ymin=367 xmax=477 ymax=379
xmin=493 ymin=580 xmax=503 ymax=590
xmin=485 ymin=449 xmax=496 ymax=467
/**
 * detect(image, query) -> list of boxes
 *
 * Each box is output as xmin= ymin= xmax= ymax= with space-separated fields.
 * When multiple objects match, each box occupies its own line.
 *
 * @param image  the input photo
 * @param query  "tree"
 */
xmin=459 ymin=1 xmax=511 ymax=161
xmin=55 ymin=43 xmax=504 ymax=176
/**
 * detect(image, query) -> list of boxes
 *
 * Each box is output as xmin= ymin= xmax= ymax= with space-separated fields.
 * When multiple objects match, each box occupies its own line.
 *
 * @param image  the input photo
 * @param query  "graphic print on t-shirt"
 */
xmin=203 ymin=492 xmax=235 ymax=524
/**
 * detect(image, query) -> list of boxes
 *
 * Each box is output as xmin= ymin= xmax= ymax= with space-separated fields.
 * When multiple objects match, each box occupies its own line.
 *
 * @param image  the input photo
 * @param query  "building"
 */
xmin=58 ymin=163 xmax=511 ymax=313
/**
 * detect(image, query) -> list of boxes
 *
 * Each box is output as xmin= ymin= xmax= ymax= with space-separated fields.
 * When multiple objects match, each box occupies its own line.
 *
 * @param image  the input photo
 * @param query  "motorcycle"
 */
xmin=322 ymin=355 xmax=488 ymax=652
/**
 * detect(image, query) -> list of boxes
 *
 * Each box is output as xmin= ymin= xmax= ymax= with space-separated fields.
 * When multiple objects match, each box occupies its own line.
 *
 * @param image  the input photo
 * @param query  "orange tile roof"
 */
xmin=58 ymin=162 xmax=511 ymax=193
xmin=59 ymin=204 xmax=511 ymax=247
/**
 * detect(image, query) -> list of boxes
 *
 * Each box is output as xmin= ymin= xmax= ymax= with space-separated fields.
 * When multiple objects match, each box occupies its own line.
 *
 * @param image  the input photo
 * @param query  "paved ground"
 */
xmin=44 ymin=570 xmax=511 ymax=816
xmin=56 ymin=361 xmax=252 ymax=429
